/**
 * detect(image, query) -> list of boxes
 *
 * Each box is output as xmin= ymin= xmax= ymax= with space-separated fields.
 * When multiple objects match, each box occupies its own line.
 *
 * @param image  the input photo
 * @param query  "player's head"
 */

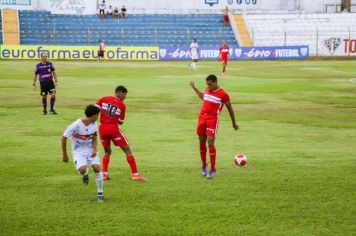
xmin=206 ymin=74 xmax=218 ymax=91
xmin=115 ymin=85 xmax=128 ymax=101
xmin=85 ymin=104 xmax=101 ymax=122
xmin=193 ymin=38 xmax=197 ymax=43
xmin=222 ymin=41 xmax=227 ymax=46
xmin=41 ymin=52 xmax=48 ymax=62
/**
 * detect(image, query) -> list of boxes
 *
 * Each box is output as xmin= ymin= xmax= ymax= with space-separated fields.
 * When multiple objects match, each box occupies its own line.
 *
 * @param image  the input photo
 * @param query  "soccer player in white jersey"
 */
xmin=61 ymin=105 xmax=104 ymax=202
xmin=189 ymin=38 xmax=199 ymax=70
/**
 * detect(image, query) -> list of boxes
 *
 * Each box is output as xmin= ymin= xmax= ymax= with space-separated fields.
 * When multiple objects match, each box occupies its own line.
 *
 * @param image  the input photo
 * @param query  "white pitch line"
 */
xmin=349 ymin=78 xmax=356 ymax=84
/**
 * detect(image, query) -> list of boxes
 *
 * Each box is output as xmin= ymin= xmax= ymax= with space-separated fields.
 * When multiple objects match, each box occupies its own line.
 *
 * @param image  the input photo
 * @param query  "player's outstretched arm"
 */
xmin=225 ymin=102 xmax=239 ymax=130
xmin=61 ymin=136 xmax=69 ymax=162
xmin=189 ymin=81 xmax=203 ymax=100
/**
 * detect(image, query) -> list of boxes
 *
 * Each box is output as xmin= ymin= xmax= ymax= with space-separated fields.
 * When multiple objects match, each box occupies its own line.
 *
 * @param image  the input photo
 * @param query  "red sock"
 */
xmin=127 ymin=155 xmax=138 ymax=174
xmin=199 ymin=142 xmax=207 ymax=166
xmin=102 ymin=154 xmax=110 ymax=172
xmin=209 ymin=146 xmax=216 ymax=170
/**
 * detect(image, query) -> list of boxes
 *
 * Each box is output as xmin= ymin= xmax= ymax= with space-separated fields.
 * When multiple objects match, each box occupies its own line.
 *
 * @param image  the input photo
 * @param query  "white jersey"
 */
xmin=190 ymin=42 xmax=199 ymax=59
xmin=63 ymin=119 xmax=98 ymax=154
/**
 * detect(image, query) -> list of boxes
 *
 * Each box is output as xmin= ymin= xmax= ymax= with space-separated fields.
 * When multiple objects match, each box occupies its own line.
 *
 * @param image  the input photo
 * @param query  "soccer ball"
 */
xmin=234 ymin=154 xmax=247 ymax=166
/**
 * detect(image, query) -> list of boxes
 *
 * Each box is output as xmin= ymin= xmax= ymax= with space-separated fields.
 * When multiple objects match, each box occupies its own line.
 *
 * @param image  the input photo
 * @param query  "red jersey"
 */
xmin=219 ymin=45 xmax=230 ymax=60
xmin=200 ymin=87 xmax=230 ymax=116
xmin=96 ymin=96 xmax=126 ymax=125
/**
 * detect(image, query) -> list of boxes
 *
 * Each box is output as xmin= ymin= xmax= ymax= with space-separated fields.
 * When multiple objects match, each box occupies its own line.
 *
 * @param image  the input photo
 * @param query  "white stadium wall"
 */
xmin=2 ymin=0 xmax=355 ymax=14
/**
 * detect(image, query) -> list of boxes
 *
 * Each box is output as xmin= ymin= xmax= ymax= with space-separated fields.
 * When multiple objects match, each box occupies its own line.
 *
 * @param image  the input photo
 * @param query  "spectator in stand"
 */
xmin=106 ymin=5 xmax=113 ymax=18
xmin=99 ymin=0 xmax=106 ymax=19
xmin=121 ymin=5 xmax=127 ymax=19
xmin=223 ymin=6 xmax=229 ymax=27
xmin=113 ymin=7 xmax=120 ymax=19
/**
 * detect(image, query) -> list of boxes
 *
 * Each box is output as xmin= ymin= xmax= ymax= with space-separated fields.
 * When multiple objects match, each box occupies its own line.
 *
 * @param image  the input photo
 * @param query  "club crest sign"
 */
xmin=324 ymin=37 xmax=341 ymax=55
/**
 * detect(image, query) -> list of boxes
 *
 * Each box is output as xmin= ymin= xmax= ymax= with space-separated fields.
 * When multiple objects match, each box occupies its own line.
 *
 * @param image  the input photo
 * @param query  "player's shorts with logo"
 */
xmin=40 ymin=80 xmax=56 ymax=95
xmin=72 ymin=150 xmax=100 ymax=170
xmin=196 ymin=113 xmax=219 ymax=137
xmin=99 ymin=124 xmax=128 ymax=148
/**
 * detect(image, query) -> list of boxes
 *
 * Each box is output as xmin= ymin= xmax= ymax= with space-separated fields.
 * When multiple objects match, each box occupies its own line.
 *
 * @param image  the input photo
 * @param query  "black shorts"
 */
xmin=99 ymin=9 xmax=105 ymax=14
xmin=98 ymin=50 xmax=105 ymax=57
xmin=40 ymin=81 xmax=56 ymax=96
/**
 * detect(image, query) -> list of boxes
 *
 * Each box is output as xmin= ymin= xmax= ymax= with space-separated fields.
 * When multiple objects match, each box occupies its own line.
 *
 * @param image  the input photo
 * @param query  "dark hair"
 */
xmin=206 ymin=74 xmax=217 ymax=82
xmin=115 ymin=85 xmax=128 ymax=93
xmin=85 ymin=104 xmax=100 ymax=117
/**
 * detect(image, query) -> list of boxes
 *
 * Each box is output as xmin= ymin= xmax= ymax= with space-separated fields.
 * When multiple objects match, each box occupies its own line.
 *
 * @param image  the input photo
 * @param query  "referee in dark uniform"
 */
xmin=32 ymin=52 xmax=58 ymax=115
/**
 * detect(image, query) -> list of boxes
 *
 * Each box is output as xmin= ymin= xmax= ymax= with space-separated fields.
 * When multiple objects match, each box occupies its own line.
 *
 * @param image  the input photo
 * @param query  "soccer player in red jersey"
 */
xmin=189 ymin=74 xmax=239 ymax=179
xmin=95 ymin=86 xmax=146 ymax=181
xmin=219 ymin=41 xmax=230 ymax=76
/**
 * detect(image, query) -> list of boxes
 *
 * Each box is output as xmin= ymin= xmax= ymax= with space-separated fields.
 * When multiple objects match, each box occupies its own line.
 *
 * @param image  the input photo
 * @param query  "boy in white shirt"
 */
xmin=189 ymin=38 xmax=199 ymax=70
xmin=62 ymin=105 xmax=104 ymax=202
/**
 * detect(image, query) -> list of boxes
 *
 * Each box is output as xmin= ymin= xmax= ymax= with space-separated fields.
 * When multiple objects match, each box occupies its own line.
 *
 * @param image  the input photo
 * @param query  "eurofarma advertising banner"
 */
xmin=0 ymin=45 xmax=160 ymax=60
xmin=159 ymin=46 xmax=309 ymax=60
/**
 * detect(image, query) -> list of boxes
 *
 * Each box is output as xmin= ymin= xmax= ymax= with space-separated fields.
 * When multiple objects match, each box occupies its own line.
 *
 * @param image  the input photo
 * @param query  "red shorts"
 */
xmin=196 ymin=113 xmax=219 ymax=137
xmin=99 ymin=124 xmax=129 ymax=149
xmin=221 ymin=58 xmax=228 ymax=64
xmin=224 ymin=15 xmax=229 ymax=22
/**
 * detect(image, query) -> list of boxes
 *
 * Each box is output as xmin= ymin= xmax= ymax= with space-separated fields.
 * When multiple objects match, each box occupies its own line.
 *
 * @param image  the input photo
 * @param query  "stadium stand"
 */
xmin=19 ymin=11 xmax=236 ymax=47
xmin=0 ymin=11 xmax=2 ymax=44
xmin=242 ymin=13 xmax=356 ymax=54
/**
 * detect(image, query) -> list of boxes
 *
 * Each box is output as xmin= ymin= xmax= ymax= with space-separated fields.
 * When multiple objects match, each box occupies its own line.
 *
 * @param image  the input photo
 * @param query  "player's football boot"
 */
xmin=202 ymin=164 xmax=208 ymax=176
xmin=207 ymin=169 xmax=216 ymax=179
xmin=82 ymin=174 xmax=89 ymax=185
xmin=97 ymin=192 xmax=104 ymax=203
xmin=103 ymin=172 xmax=110 ymax=181
xmin=50 ymin=110 xmax=58 ymax=115
xmin=131 ymin=173 xmax=147 ymax=181
xmin=221 ymin=72 xmax=225 ymax=77
xmin=43 ymin=110 xmax=48 ymax=115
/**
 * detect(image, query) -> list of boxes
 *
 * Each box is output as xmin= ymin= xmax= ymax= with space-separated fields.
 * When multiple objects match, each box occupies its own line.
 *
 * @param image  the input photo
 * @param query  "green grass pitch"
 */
xmin=0 ymin=60 xmax=355 ymax=235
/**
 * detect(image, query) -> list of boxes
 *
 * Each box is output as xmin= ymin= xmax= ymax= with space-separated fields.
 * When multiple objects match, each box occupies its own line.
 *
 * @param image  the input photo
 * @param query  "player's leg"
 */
xmin=42 ymin=94 xmax=48 ymax=115
xmin=91 ymin=161 xmax=104 ymax=202
xmin=120 ymin=144 xmax=146 ymax=181
xmin=197 ymin=116 xmax=208 ymax=176
xmin=49 ymin=90 xmax=57 ymax=114
xmin=207 ymin=136 xmax=217 ymax=179
xmin=102 ymin=146 xmax=111 ymax=180
xmin=40 ymin=83 xmax=48 ymax=114
xmin=198 ymin=135 xmax=208 ymax=176
xmin=112 ymin=128 xmax=146 ymax=181
xmin=205 ymin=116 xmax=218 ymax=179
xmin=73 ymin=154 xmax=89 ymax=185
xmin=99 ymin=125 xmax=112 ymax=180
xmin=221 ymin=61 xmax=227 ymax=76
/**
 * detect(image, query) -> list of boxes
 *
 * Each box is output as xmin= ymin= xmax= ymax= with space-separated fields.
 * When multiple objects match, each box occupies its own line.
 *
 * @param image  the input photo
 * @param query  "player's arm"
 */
xmin=52 ymin=71 xmax=58 ymax=87
xmin=33 ymin=73 xmax=38 ymax=90
xmin=90 ymin=134 xmax=98 ymax=157
xmin=225 ymin=102 xmax=239 ymax=130
xmin=189 ymin=81 xmax=203 ymax=100
xmin=61 ymin=136 xmax=69 ymax=162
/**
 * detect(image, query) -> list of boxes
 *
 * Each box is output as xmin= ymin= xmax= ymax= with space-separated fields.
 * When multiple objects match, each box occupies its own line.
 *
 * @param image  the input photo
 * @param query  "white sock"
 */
xmin=95 ymin=172 xmax=103 ymax=193
xmin=193 ymin=62 xmax=197 ymax=69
